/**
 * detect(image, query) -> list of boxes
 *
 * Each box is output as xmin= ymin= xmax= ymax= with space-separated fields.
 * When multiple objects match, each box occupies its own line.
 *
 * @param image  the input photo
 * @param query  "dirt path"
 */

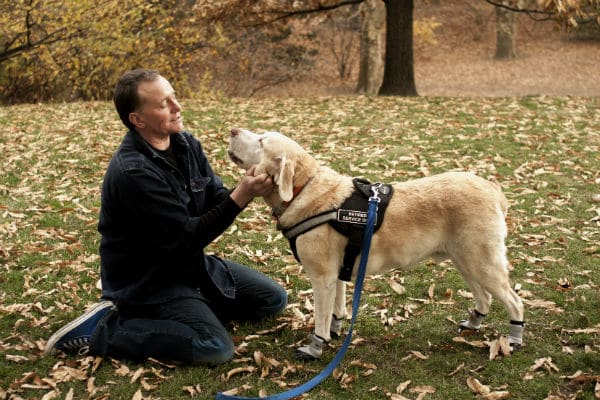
xmin=414 ymin=1 xmax=600 ymax=97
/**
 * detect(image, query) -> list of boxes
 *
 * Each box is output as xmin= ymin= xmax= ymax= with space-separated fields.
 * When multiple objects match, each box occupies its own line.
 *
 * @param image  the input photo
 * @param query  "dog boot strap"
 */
xmin=296 ymin=333 xmax=327 ymax=360
xmin=458 ymin=309 xmax=486 ymax=330
xmin=330 ymin=314 xmax=345 ymax=338
xmin=508 ymin=320 xmax=525 ymax=348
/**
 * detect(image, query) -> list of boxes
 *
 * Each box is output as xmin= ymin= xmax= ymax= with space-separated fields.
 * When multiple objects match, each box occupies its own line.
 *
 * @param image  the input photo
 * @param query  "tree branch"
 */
xmin=0 ymin=27 xmax=70 ymax=63
xmin=249 ymin=0 xmax=365 ymax=26
xmin=482 ymin=0 xmax=550 ymax=14
xmin=482 ymin=0 xmax=554 ymax=22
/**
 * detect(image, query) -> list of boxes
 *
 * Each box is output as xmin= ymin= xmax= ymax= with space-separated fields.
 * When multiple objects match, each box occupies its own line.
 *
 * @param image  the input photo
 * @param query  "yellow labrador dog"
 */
xmin=228 ymin=128 xmax=524 ymax=359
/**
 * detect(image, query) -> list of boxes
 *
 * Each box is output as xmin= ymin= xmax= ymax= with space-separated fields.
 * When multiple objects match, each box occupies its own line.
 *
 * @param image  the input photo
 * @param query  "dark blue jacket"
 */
xmin=98 ymin=130 xmax=242 ymax=306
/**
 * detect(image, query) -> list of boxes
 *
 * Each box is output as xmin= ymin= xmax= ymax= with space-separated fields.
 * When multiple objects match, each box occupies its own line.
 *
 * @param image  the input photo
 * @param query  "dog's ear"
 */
xmin=275 ymin=156 xmax=294 ymax=202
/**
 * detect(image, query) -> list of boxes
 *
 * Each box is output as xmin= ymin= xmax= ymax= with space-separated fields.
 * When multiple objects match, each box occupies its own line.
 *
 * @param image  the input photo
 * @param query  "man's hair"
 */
xmin=113 ymin=69 xmax=161 ymax=131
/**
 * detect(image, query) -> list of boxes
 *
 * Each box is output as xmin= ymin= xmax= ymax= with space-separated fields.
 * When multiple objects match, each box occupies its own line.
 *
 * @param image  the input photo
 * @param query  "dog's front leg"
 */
xmin=330 ymin=280 xmax=347 ymax=338
xmin=296 ymin=272 xmax=338 ymax=360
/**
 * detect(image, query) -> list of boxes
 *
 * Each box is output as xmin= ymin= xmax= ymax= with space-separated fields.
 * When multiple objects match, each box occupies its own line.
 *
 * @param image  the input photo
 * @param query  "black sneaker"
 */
xmin=44 ymin=300 xmax=115 ymax=355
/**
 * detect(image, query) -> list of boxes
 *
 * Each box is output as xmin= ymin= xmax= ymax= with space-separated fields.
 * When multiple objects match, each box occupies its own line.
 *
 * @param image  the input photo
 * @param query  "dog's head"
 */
xmin=228 ymin=128 xmax=317 ymax=203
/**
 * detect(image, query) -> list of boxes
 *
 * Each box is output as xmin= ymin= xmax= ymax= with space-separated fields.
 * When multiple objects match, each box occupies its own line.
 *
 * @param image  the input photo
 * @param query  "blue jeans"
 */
xmin=89 ymin=259 xmax=287 ymax=365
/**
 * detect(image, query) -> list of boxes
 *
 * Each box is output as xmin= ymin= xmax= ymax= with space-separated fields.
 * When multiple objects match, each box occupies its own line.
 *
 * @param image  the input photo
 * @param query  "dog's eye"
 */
xmin=259 ymin=138 xmax=264 ymax=147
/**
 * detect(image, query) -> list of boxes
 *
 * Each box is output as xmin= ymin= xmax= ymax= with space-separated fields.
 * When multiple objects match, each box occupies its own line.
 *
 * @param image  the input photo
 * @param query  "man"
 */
xmin=45 ymin=69 xmax=287 ymax=365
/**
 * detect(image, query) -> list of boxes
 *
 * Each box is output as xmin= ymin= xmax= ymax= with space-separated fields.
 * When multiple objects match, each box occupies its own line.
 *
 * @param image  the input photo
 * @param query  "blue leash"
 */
xmin=216 ymin=191 xmax=381 ymax=400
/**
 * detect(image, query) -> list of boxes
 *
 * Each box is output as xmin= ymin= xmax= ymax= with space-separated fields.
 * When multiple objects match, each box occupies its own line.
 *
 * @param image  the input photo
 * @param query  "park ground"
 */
xmin=278 ymin=0 xmax=600 ymax=98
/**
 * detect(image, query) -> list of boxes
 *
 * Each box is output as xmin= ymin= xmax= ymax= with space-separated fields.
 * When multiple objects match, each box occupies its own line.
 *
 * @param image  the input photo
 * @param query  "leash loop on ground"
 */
xmin=215 ymin=192 xmax=380 ymax=400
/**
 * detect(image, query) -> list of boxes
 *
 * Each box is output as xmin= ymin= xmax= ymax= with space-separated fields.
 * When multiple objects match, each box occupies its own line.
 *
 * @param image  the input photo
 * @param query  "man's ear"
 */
xmin=129 ymin=112 xmax=144 ymax=129
xmin=275 ymin=156 xmax=294 ymax=202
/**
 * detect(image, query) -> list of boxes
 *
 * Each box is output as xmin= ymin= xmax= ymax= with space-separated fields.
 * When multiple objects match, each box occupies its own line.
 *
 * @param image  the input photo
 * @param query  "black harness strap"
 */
xmin=337 ymin=224 xmax=366 ymax=281
xmin=282 ymin=210 xmax=338 ymax=262
xmin=282 ymin=178 xmax=394 ymax=282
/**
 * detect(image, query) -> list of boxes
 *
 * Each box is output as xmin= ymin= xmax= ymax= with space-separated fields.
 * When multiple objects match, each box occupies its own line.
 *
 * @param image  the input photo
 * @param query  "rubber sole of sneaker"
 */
xmin=44 ymin=300 xmax=114 ymax=356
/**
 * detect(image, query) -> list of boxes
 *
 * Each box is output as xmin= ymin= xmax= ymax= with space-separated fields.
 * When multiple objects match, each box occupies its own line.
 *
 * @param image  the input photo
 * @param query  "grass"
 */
xmin=0 ymin=96 xmax=599 ymax=400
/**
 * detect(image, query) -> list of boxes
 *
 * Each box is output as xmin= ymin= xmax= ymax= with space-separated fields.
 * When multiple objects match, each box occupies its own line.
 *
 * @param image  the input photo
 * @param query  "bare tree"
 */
xmin=378 ymin=0 xmax=417 ymax=96
xmin=324 ymin=8 xmax=360 ymax=79
xmin=495 ymin=1 xmax=518 ymax=59
xmin=356 ymin=0 xmax=385 ymax=94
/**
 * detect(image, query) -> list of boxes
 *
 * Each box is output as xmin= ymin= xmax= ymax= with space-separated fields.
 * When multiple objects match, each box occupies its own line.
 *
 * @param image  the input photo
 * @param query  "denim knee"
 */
xmin=190 ymin=336 xmax=234 ymax=366
xmin=260 ymin=286 xmax=288 ymax=318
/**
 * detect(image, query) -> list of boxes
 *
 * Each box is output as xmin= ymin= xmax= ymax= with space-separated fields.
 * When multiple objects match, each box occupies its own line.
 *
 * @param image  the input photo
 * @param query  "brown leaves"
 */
xmin=386 ymin=380 xmax=436 ymax=400
xmin=9 ymin=358 xmax=176 ymax=400
xmin=218 ymin=351 xmax=307 ymax=397
xmin=452 ymin=335 xmax=513 ymax=360
xmin=466 ymin=377 xmax=510 ymax=399
xmin=485 ymin=337 xmax=512 ymax=361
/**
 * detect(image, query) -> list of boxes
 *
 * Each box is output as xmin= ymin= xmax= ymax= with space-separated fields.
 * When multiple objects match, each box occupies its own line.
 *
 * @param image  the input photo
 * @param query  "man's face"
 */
xmin=131 ymin=76 xmax=184 ymax=137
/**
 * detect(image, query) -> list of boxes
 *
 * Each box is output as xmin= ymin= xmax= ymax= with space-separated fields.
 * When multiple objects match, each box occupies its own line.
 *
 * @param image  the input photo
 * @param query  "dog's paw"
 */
xmin=295 ymin=334 xmax=327 ymax=360
xmin=457 ymin=324 xmax=480 ymax=335
xmin=457 ymin=310 xmax=485 ymax=334
xmin=457 ymin=318 xmax=481 ymax=334
xmin=295 ymin=347 xmax=321 ymax=360
xmin=330 ymin=314 xmax=345 ymax=339
xmin=509 ymin=342 xmax=522 ymax=353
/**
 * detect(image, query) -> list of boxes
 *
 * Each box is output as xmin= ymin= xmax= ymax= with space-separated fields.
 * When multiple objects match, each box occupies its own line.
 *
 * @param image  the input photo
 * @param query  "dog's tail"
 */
xmin=488 ymin=179 xmax=509 ymax=218
xmin=498 ymin=189 xmax=509 ymax=218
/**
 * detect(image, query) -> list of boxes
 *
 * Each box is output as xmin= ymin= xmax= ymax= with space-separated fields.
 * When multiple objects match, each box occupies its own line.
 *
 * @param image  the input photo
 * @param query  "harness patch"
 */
xmin=336 ymin=209 xmax=377 ymax=225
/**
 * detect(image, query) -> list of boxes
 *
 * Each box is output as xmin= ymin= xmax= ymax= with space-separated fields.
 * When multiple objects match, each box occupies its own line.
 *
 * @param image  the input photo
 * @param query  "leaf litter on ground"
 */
xmin=0 ymin=97 xmax=599 ymax=399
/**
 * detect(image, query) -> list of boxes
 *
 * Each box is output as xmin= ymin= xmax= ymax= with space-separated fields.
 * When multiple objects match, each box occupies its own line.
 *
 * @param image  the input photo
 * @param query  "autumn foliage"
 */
xmin=0 ymin=0 xmax=322 ymax=104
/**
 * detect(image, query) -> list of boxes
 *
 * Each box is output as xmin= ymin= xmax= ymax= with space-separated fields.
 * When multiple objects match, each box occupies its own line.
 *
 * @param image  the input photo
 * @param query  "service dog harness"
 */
xmin=281 ymin=178 xmax=393 ymax=281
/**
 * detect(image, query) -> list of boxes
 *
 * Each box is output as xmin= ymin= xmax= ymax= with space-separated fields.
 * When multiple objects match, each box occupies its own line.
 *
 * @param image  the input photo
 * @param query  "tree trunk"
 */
xmin=494 ymin=3 xmax=517 ymax=59
xmin=356 ymin=0 xmax=385 ymax=94
xmin=378 ymin=0 xmax=418 ymax=96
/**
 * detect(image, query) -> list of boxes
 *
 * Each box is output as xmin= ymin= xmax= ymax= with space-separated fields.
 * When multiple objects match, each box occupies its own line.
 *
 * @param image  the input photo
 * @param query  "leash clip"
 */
xmin=369 ymin=183 xmax=382 ymax=203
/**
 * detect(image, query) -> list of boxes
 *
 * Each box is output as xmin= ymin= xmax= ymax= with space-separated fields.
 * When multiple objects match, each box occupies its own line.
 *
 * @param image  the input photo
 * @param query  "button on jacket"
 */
xmin=98 ymin=130 xmax=243 ymax=306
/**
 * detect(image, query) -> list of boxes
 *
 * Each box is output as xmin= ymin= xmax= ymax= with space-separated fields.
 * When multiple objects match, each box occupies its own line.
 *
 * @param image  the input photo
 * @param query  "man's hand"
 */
xmin=230 ymin=166 xmax=274 ymax=208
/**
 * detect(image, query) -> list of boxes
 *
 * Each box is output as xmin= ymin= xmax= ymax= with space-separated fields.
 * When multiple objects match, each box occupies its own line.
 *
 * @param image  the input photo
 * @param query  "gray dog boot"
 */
xmin=458 ymin=309 xmax=486 ymax=332
xmin=296 ymin=333 xmax=327 ymax=360
xmin=330 ymin=314 xmax=345 ymax=339
xmin=508 ymin=320 xmax=525 ymax=351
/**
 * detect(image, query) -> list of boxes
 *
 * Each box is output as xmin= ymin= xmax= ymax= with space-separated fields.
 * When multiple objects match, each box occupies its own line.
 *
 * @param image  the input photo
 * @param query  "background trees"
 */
xmin=1 ymin=0 xmax=598 ymax=103
xmin=0 ymin=0 xmax=208 ymax=102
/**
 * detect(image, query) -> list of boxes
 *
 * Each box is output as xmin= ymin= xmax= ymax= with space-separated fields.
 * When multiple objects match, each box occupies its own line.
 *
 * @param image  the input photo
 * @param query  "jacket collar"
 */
xmin=127 ymin=130 xmax=189 ymax=160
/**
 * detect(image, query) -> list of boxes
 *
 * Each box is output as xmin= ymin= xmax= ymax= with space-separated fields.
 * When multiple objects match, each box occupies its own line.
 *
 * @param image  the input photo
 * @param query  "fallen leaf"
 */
xmin=225 ymin=366 xmax=256 ymax=381
xmin=529 ymin=357 xmax=560 ymax=373
xmin=448 ymin=362 xmax=465 ymax=376
xmin=389 ymin=280 xmax=406 ymax=295
xmin=132 ymin=389 xmax=143 ymax=400
xmin=467 ymin=377 xmax=491 ymax=395
xmin=396 ymin=380 xmax=411 ymax=393
xmin=481 ymin=391 xmax=511 ymax=399
xmin=410 ymin=351 xmax=429 ymax=360
xmin=220 ymin=384 xmax=252 ymax=396
xmin=486 ymin=336 xmax=512 ymax=360
xmin=453 ymin=336 xmax=487 ymax=348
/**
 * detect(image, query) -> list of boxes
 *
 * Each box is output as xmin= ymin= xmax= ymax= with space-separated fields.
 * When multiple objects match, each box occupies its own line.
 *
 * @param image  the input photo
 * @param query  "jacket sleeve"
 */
xmin=114 ymin=166 xmax=242 ymax=253
xmin=185 ymin=132 xmax=232 ymax=208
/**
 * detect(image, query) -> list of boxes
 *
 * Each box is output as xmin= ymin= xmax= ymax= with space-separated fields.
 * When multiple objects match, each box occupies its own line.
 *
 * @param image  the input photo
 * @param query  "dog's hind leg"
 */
xmin=453 ymin=244 xmax=525 ymax=350
xmin=486 ymin=281 xmax=525 ymax=350
xmin=330 ymin=280 xmax=347 ymax=338
xmin=456 ymin=274 xmax=493 ymax=332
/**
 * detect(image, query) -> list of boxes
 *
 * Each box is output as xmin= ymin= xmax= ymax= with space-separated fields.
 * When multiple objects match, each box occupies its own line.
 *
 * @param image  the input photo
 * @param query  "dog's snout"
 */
xmin=230 ymin=128 xmax=240 ymax=137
